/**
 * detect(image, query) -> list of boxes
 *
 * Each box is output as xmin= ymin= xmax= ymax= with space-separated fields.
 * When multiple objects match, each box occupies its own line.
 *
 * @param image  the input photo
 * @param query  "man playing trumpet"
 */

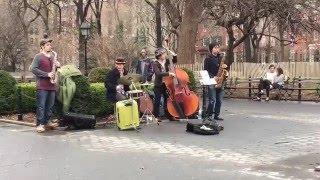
xmin=30 ymin=35 xmax=60 ymax=133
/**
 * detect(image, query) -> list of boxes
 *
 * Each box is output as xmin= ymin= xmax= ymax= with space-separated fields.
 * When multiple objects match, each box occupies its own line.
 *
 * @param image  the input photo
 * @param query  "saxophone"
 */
xmin=50 ymin=51 xmax=58 ymax=84
xmin=215 ymin=54 xmax=229 ymax=88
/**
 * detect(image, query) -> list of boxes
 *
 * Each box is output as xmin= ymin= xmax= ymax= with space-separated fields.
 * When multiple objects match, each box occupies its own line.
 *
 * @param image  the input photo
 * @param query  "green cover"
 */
xmin=57 ymin=65 xmax=82 ymax=112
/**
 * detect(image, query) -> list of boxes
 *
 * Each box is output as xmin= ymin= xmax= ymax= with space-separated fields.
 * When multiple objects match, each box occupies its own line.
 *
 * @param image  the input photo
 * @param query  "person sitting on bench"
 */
xmin=271 ymin=67 xmax=285 ymax=90
xmin=255 ymin=64 xmax=276 ymax=101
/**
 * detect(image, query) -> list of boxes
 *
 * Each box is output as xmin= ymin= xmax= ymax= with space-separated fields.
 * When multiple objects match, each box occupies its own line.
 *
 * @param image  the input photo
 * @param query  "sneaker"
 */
xmin=155 ymin=118 xmax=162 ymax=122
xmin=200 ymin=125 xmax=213 ymax=131
xmin=36 ymin=125 xmax=45 ymax=133
xmin=45 ymin=121 xmax=59 ymax=130
xmin=315 ymin=165 xmax=320 ymax=172
xmin=265 ymin=97 xmax=270 ymax=101
xmin=253 ymin=97 xmax=261 ymax=101
xmin=214 ymin=116 xmax=224 ymax=121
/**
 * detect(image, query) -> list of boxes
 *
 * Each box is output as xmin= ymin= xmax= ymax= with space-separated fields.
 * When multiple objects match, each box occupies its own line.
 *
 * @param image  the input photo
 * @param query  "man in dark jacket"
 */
xmin=152 ymin=47 xmax=176 ymax=120
xmin=105 ymin=57 xmax=129 ymax=103
xmin=135 ymin=48 xmax=154 ymax=82
xmin=204 ymin=42 xmax=224 ymax=121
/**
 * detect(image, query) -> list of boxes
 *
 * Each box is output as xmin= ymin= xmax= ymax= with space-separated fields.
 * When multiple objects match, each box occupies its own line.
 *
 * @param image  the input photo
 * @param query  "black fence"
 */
xmin=224 ymin=76 xmax=320 ymax=102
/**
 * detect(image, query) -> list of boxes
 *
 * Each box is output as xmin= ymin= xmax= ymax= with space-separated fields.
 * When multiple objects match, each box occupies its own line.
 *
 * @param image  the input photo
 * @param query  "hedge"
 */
xmin=88 ymin=67 xmax=110 ymax=83
xmin=0 ymin=70 xmax=17 ymax=114
xmin=16 ymin=83 xmax=37 ymax=113
xmin=182 ymin=68 xmax=197 ymax=92
xmin=0 ymin=68 xmax=197 ymax=116
xmin=1 ymin=81 xmax=113 ymax=117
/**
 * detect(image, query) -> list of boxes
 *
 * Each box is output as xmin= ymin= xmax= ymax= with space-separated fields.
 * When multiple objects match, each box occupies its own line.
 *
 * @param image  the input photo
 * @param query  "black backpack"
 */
xmin=186 ymin=119 xmax=223 ymax=135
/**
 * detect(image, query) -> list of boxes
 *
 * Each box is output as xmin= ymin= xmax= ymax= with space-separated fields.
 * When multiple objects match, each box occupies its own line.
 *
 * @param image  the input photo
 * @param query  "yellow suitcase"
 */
xmin=115 ymin=99 xmax=140 ymax=130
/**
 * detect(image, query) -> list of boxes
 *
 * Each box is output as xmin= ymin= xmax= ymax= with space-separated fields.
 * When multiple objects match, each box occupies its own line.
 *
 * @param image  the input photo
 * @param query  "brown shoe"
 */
xmin=45 ymin=122 xmax=59 ymax=130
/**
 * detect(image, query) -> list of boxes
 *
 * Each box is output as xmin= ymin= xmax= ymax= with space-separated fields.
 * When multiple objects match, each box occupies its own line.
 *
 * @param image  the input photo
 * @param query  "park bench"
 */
xmin=224 ymin=76 xmax=320 ymax=102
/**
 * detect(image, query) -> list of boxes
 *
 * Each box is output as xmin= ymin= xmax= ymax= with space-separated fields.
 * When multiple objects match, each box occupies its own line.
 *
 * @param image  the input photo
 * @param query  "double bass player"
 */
xmin=152 ymin=40 xmax=176 ymax=121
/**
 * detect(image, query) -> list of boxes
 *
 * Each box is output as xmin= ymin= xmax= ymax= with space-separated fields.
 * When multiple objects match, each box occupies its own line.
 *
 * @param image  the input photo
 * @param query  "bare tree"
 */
xmin=73 ymin=0 xmax=92 ymax=71
xmin=161 ymin=0 xmax=205 ymax=64
xmin=0 ymin=1 xmax=28 ymax=72
xmin=90 ymin=0 xmax=104 ymax=36
xmin=144 ymin=0 xmax=163 ymax=47
xmin=204 ymin=0 xmax=273 ymax=67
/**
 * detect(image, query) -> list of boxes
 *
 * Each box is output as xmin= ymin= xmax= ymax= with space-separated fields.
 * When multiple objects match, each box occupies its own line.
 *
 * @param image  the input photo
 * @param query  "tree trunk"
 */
xmin=252 ymin=46 xmax=259 ymax=63
xmin=96 ymin=13 xmax=102 ymax=36
xmin=176 ymin=0 xmax=203 ymax=64
xmin=155 ymin=0 xmax=162 ymax=47
xmin=225 ymin=26 xmax=236 ymax=68
xmin=78 ymin=34 xmax=86 ymax=72
xmin=278 ymin=24 xmax=285 ymax=62
xmin=53 ymin=3 xmax=62 ymax=34
xmin=244 ymin=36 xmax=252 ymax=62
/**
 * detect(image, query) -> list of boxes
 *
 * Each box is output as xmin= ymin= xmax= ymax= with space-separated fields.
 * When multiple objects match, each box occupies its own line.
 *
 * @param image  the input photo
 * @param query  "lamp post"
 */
xmin=80 ymin=21 xmax=91 ymax=76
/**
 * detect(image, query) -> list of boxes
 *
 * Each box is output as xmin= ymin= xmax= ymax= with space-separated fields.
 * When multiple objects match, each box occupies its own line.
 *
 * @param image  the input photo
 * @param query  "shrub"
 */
xmin=88 ymin=67 xmax=110 ymax=83
xmin=69 ymin=75 xmax=92 ymax=114
xmin=1 ymin=78 xmax=114 ymax=117
xmin=16 ymin=83 xmax=37 ymax=113
xmin=0 ymin=71 xmax=17 ymax=114
xmin=89 ymin=83 xmax=114 ymax=117
xmin=182 ymin=68 xmax=197 ymax=92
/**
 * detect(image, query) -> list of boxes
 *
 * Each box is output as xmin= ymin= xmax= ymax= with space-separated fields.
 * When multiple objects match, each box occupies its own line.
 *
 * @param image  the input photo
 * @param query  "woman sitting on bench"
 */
xmin=271 ymin=67 xmax=285 ymax=90
xmin=255 ymin=66 xmax=285 ymax=101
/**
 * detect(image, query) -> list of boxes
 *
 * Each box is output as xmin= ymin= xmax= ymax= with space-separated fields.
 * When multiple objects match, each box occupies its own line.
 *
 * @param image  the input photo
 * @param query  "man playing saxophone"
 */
xmin=30 ymin=35 xmax=60 ymax=133
xmin=204 ymin=42 xmax=226 ymax=121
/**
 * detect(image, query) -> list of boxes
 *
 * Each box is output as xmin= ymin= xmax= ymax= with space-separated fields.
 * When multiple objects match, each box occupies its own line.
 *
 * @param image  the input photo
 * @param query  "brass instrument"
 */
xmin=215 ymin=54 xmax=229 ymax=88
xmin=50 ymin=51 xmax=59 ymax=84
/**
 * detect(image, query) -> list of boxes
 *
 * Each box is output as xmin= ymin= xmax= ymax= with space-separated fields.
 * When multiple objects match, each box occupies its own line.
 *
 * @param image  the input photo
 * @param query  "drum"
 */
xmin=140 ymin=82 xmax=154 ymax=91
xmin=139 ymin=92 xmax=154 ymax=113
xmin=127 ymin=90 xmax=143 ymax=100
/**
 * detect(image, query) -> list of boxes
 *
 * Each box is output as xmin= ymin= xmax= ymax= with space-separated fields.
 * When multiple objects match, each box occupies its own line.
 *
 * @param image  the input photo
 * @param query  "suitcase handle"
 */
xmin=117 ymin=108 xmax=120 ymax=123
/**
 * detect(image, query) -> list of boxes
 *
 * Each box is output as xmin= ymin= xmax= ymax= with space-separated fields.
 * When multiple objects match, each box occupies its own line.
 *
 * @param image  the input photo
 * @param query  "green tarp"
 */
xmin=57 ymin=65 xmax=82 ymax=112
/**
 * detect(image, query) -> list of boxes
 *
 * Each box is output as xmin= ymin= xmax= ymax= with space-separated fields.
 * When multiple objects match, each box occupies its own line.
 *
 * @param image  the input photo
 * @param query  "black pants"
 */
xmin=258 ymin=79 xmax=271 ymax=98
xmin=153 ymin=85 xmax=169 ymax=118
xmin=258 ymin=79 xmax=283 ymax=98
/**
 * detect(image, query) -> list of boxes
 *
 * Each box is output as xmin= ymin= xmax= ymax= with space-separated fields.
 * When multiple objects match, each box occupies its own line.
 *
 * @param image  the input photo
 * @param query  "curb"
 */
xmin=0 ymin=119 xmax=36 ymax=127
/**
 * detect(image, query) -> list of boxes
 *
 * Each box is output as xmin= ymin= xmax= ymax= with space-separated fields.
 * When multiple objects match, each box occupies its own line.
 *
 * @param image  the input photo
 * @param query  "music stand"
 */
xmin=194 ymin=71 xmax=217 ymax=124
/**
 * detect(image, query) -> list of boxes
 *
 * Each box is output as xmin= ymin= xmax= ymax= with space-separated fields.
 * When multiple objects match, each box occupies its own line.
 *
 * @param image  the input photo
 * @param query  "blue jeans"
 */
xmin=36 ymin=90 xmax=56 ymax=126
xmin=206 ymin=86 xmax=224 ymax=118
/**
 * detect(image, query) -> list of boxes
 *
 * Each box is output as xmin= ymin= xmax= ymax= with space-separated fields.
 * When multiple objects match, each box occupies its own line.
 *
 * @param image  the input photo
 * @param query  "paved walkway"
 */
xmin=0 ymin=99 xmax=319 ymax=179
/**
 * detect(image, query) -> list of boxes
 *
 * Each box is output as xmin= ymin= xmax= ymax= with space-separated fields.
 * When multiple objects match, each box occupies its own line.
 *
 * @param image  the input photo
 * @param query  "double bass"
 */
xmin=163 ymin=48 xmax=199 ymax=119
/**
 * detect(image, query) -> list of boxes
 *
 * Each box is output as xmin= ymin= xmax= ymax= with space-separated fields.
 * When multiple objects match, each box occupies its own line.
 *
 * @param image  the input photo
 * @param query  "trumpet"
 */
xmin=50 ymin=51 xmax=59 ymax=84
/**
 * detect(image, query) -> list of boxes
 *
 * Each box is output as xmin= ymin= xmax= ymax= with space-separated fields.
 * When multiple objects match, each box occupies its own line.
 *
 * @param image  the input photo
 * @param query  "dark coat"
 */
xmin=204 ymin=53 xmax=222 ymax=78
xmin=152 ymin=55 xmax=177 ymax=87
xmin=104 ymin=68 xmax=129 ymax=102
xmin=135 ymin=58 xmax=154 ymax=82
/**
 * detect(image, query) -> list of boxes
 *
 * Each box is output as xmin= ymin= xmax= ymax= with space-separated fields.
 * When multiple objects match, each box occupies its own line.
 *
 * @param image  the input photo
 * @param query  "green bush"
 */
xmin=0 ymin=71 xmax=17 ymax=114
xmin=89 ymin=83 xmax=113 ymax=117
xmin=0 ymin=76 xmax=114 ymax=117
xmin=182 ymin=68 xmax=197 ymax=92
xmin=88 ymin=67 xmax=110 ymax=83
xmin=69 ymin=76 xmax=92 ymax=114
xmin=16 ymin=83 xmax=37 ymax=113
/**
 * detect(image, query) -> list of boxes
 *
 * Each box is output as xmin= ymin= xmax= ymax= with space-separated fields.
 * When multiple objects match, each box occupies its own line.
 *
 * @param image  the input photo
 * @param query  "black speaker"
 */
xmin=61 ymin=112 xmax=96 ymax=129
